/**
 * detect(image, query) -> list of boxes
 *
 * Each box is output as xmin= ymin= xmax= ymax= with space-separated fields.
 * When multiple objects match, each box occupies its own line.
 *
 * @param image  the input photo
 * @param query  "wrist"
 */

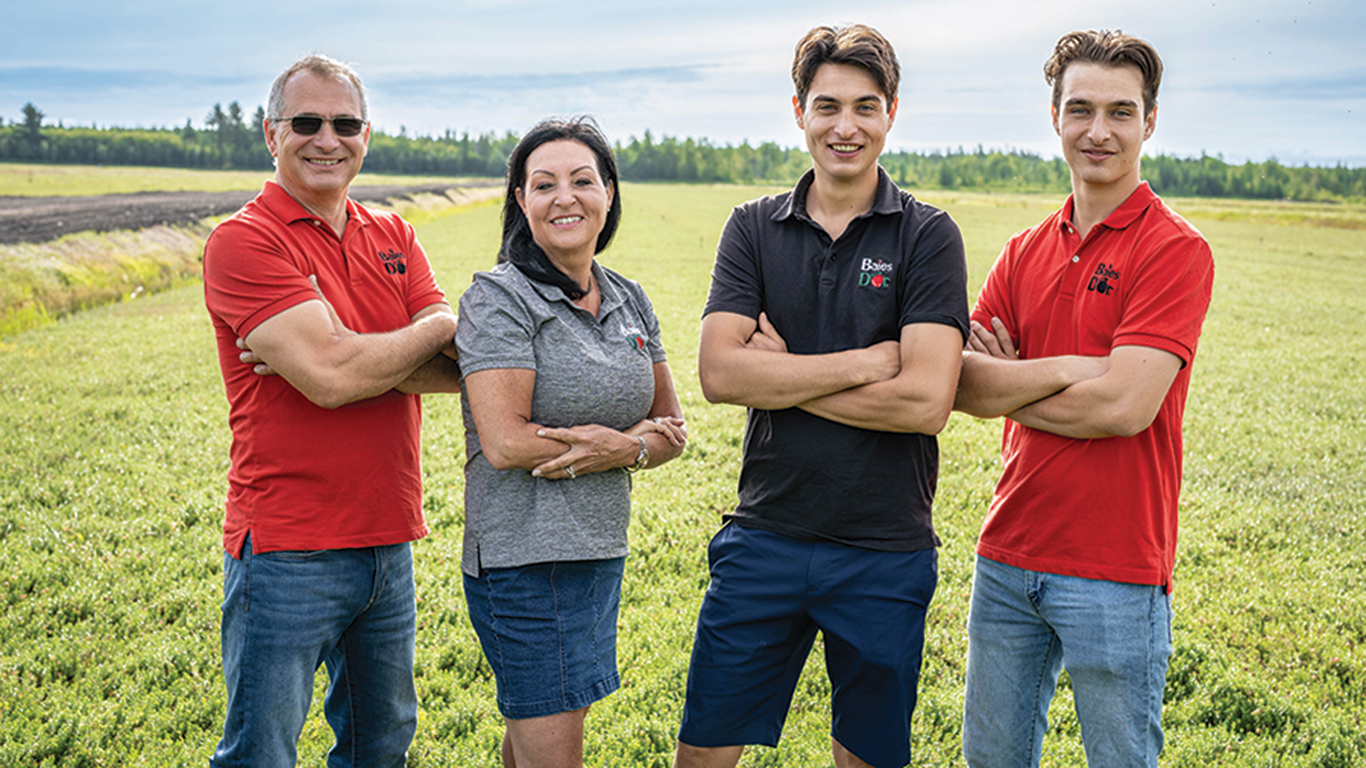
xmin=624 ymin=435 xmax=648 ymax=472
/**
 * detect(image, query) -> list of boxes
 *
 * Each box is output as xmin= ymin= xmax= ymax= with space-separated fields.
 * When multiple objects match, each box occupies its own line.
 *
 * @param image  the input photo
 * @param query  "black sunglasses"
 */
xmin=276 ymin=115 xmax=367 ymax=137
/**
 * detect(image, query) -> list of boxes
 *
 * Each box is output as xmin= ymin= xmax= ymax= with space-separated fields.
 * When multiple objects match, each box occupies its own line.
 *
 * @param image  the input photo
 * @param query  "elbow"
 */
xmin=698 ymin=368 xmax=736 ymax=405
xmin=1097 ymin=403 xmax=1160 ymax=438
xmin=483 ymin=451 xmax=518 ymax=472
xmin=302 ymin=383 xmax=354 ymax=411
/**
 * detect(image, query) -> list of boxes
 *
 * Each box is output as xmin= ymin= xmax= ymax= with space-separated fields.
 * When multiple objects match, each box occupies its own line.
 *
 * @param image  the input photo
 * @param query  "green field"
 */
xmin=1 ymin=182 xmax=1363 ymax=766
xmin=0 ymin=161 xmax=484 ymax=197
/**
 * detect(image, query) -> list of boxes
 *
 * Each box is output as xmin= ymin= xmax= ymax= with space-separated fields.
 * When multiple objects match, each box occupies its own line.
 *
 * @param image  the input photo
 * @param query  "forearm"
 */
xmin=394 ymin=352 xmax=462 ymax=395
xmin=1006 ymin=346 xmax=1183 ymax=438
xmin=1007 ymin=379 xmax=1146 ymax=439
xmin=954 ymin=352 xmax=1102 ymax=418
xmin=699 ymin=345 xmax=893 ymax=409
xmin=481 ymin=420 xmax=573 ymax=471
xmin=799 ymin=374 xmax=956 ymax=434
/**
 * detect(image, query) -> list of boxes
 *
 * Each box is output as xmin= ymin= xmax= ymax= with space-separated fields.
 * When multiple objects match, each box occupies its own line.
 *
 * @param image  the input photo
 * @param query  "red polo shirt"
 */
xmin=972 ymin=183 xmax=1213 ymax=589
xmin=203 ymin=181 xmax=446 ymax=557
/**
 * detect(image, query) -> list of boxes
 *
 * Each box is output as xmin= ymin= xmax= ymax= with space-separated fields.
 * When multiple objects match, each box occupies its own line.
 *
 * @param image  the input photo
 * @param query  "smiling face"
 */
xmin=515 ymin=139 xmax=614 ymax=268
xmin=1052 ymin=61 xmax=1156 ymax=199
xmin=265 ymin=70 xmax=369 ymax=203
xmin=794 ymin=62 xmax=896 ymax=189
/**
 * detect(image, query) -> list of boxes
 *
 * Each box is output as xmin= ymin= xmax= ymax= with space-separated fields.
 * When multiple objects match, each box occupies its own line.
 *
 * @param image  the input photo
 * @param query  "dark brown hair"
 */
xmin=1045 ymin=30 xmax=1163 ymax=117
xmin=792 ymin=24 xmax=900 ymax=109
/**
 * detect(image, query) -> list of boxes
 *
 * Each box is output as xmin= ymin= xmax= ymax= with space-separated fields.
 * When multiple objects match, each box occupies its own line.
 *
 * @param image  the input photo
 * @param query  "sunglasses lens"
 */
xmin=333 ymin=118 xmax=365 ymax=137
xmin=290 ymin=116 xmax=324 ymax=135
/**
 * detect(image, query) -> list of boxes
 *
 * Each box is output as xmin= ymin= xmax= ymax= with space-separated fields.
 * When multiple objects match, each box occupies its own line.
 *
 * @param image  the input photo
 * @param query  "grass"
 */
xmin=0 ymin=181 xmax=1363 ymax=766
xmin=0 ymin=161 xmax=488 ymax=197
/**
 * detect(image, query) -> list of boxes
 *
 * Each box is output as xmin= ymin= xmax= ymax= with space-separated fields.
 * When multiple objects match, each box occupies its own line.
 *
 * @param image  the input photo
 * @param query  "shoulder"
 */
xmin=351 ymin=200 xmax=417 ymax=241
xmin=462 ymin=263 xmax=539 ymax=308
xmin=599 ymin=264 xmax=657 ymax=311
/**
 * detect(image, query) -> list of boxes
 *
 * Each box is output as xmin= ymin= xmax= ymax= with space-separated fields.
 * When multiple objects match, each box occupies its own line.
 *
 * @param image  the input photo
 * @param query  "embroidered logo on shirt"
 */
xmin=621 ymin=324 xmax=648 ymax=351
xmin=858 ymin=258 xmax=894 ymax=289
xmin=1087 ymin=263 xmax=1120 ymax=296
xmin=379 ymin=249 xmax=407 ymax=275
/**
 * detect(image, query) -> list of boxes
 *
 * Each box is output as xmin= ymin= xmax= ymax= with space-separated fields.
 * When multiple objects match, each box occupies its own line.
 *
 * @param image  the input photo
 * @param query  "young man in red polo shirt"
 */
xmin=954 ymin=30 xmax=1214 ymax=767
xmin=203 ymin=54 xmax=460 ymax=767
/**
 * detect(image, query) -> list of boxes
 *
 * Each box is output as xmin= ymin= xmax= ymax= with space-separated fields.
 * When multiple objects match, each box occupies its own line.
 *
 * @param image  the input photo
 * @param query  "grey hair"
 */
xmin=266 ymin=54 xmax=368 ymax=120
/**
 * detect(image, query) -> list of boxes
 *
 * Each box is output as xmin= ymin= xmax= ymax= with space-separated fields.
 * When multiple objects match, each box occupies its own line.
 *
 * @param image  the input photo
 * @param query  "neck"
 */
xmin=807 ymin=166 xmax=880 ymax=220
xmin=546 ymin=251 xmax=595 ymax=293
xmin=277 ymin=176 xmax=350 ymax=237
xmin=1070 ymin=175 xmax=1140 ymax=240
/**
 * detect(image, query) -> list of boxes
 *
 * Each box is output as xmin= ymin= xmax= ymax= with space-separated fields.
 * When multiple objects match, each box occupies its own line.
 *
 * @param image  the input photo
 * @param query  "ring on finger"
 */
xmin=566 ymin=465 xmax=576 ymax=479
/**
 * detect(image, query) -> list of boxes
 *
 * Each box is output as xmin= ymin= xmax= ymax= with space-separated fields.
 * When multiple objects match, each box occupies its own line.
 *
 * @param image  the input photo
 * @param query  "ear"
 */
xmin=793 ymin=94 xmax=805 ymax=129
xmin=887 ymin=97 xmax=899 ymax=129
xmin=515 ymin=185 xmax=527 ymax=216
xmin=1051 ymin=103 xmax=1061 ymax=136
xmin=1143 ymin=105 xmax=1157 ymax=141
xmin=264 ymin=119 xmax=280 ymax=158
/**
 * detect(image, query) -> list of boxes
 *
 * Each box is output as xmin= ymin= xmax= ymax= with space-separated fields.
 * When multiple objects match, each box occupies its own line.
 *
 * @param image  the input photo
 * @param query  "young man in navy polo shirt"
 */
xmin=673 ymin=24 xmax=969 ymax=768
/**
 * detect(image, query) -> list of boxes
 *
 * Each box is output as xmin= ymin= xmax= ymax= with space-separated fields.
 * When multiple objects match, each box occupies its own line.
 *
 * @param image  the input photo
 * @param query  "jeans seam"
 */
xmin=550 ymin=562 xmax=568 ymax=708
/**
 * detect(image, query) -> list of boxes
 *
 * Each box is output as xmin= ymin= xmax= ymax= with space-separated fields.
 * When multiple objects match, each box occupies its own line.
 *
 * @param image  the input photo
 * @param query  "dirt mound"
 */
xmin=0 ymin=182 xmax=499 ymax=245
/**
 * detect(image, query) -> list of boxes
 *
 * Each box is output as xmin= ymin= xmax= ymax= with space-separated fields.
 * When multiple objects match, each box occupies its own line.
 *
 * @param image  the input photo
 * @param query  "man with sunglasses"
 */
xmin=203 ymin=54 xmax=460 ymax=767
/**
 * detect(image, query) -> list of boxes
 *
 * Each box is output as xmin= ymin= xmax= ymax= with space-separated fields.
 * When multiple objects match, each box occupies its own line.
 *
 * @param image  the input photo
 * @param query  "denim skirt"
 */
xmin=464 ymin=557 xmax=625 ymax=719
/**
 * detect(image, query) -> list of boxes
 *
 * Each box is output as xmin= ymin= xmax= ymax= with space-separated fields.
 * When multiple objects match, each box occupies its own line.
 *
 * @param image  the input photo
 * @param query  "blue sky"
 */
xmin=4 ymin=0 xmax=1363 ymax=167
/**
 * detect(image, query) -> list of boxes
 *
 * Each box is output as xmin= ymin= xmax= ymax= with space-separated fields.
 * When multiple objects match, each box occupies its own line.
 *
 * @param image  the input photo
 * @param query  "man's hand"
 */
xmin=967 ymin=317 xmax=1019 ymax=360
xmin=745 ymin=312 xmax=788 ymax=353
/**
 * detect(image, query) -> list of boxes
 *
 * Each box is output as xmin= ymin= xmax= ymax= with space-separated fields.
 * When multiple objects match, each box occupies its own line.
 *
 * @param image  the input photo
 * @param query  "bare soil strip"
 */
xmin=0 ymin=182 xmax=499 ymax=245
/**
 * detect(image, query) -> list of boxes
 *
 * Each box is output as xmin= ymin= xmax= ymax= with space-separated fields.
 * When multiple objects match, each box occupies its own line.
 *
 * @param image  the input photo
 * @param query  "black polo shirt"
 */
xmin=704 ymin=168 xmax=969 ymax=551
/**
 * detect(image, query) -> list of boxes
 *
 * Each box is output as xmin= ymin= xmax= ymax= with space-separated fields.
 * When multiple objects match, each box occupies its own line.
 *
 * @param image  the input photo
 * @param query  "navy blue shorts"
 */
xmin=678 ymin=524 xmax=937 ymax=768
xmin=464 ymin=558 xmax=624 ymax=720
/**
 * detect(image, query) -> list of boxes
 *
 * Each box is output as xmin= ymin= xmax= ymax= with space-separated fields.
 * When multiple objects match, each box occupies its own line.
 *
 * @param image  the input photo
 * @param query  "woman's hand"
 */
xmin=627 ymin=416 xmax=688 ymax=447
xmin=531 ymin=424 xmax=638 ymax=480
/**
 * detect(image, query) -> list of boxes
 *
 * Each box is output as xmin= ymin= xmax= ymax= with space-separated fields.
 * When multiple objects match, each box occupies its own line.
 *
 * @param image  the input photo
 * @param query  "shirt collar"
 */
xmin=521 ymin=260 xmax=623 ymax=316
xmin=773 ymin=166 xmax=900 ymax=223
xmin=1059 ymin=181 xmax=1156 ymax=234
xmin=260 ymin=179 xmax=369 ymax=231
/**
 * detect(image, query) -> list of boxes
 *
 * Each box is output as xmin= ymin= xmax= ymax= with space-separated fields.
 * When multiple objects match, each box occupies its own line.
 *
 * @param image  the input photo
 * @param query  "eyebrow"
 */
xmin=528 ymin=165 xmax=596 ymax=178
xmin=1064 ymin=97 xmax=1140 ymax=109
xmin=811 ymin=94 xmax=884 ymax=105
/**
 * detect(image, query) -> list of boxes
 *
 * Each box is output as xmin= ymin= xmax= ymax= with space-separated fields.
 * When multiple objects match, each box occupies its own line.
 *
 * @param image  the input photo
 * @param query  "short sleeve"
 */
xmin=702 ymin=206 xmax=762 ymax=319
xmin=900 ymin=208 xmax=970 ymax=341
xmin=203 ymin=220 xmax=317 ymax=338
xmin=456 ymin=272 xmax=538 ymax=377
xmin=971 ymin=235 xmax=1022 ymax=339
xmin=1113 ymin=234 xmax=1214 ymax=365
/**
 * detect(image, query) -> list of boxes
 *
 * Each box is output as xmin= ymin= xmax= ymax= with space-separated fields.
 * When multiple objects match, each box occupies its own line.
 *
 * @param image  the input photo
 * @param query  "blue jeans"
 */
xmin=962 ymin=556 xmax=1172 ymax=768
xmin=210 ymin=535 xmax=418 ymax=768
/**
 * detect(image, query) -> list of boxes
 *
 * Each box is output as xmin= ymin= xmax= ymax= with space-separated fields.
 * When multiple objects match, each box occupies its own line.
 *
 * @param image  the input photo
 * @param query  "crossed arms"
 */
xmin=239 ymin=276 xmax=461 ymax=409
xmin=953 ymin=317 xmax=1182 ymax=439
xmin=697 ymin=310 xmax=964 ymax=435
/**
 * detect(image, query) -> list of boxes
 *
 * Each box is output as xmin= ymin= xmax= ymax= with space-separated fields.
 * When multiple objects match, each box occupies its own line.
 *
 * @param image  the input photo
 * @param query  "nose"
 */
xmin=835 ymin=108 xmax=858 ymax=136
xmin=311 ymin=122 xmax=342 ymax=149
xmin=1085 ymin=113 xmax=1111 ymax=142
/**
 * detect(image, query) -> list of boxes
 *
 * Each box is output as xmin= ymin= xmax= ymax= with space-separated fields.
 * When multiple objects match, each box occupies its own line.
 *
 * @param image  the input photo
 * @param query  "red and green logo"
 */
xmin=859 ymin=257 xmax=894 ymax=289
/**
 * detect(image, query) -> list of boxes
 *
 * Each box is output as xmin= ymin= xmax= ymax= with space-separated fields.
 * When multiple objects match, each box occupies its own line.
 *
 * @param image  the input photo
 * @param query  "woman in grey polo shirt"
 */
xmin=455 ymin=117 xmax=687 ymax=767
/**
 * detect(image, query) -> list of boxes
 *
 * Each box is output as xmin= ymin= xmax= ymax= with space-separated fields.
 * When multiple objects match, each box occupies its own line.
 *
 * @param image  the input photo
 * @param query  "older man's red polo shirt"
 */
xmin=204 ymin=181 xmax=446 ymax=557
xmin=971 ymin=183 xmax=1214 ymax=589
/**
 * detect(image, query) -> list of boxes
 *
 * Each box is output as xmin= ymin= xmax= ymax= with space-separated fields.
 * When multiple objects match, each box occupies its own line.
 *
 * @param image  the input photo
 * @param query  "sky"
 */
xmin=4 ymin=0 xmax=1363 ymax=167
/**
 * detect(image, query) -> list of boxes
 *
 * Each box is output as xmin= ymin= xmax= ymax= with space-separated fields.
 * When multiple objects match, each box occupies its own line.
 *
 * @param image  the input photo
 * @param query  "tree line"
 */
xmin=3 ymin=102 xmax=1364 ymax=203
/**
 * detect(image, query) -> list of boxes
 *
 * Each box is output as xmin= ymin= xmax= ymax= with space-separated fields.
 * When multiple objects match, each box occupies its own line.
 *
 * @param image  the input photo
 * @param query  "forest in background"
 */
xmin=3 ymin=100 xmax=1365 ymax=202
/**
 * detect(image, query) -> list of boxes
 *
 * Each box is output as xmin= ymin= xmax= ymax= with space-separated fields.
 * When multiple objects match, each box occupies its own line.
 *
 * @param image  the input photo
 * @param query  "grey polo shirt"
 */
xmin=456 ymin=261 xmax=666 ymax=576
